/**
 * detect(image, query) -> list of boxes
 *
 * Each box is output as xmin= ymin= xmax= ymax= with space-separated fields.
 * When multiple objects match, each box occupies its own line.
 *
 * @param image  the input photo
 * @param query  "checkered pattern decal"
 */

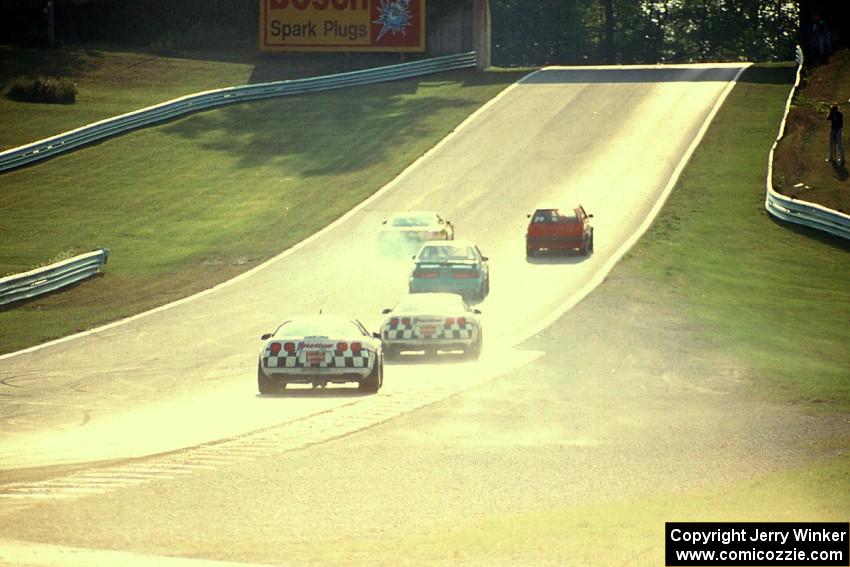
xmin=382 ymin=317 xmax=475 ymax=341
xmin=262 ymin=343 xmax=374 ymax=371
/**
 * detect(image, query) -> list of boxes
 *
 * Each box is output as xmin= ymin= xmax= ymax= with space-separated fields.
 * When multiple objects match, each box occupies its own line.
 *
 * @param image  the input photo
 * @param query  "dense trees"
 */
xmin=492 ymin=0 xmax=802 ymax=65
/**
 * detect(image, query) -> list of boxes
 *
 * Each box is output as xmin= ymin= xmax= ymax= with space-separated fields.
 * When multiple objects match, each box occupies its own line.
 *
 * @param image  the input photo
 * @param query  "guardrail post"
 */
xmin=0 ymin=248 xmax=110 ymax=307
xmin=473 ymin=0 xmax=491 ymax=70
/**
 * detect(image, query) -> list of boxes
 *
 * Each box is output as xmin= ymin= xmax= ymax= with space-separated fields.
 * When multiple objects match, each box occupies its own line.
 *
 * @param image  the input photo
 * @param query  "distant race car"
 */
xmin=257 ymin=315 xmax=383 ymax=394
xmin=526 ymin=204 xmax=594 ymax=256
xmin=408 ymin=240 xmax=490 ymax=301
xmin=380 ymin=293 xmax=483 ymax=359
xmin=379 ymin=211 xmax=454 ymax=254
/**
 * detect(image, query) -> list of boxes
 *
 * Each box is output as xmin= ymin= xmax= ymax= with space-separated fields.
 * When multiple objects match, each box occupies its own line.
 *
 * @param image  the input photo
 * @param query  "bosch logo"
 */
xmin=270 ymin=0 xmax=367 ymax=9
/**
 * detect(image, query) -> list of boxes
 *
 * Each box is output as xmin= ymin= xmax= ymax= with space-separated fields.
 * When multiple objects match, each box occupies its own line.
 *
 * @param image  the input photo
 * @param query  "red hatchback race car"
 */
xmin=526 ymin=204 xmax=594 ymax=257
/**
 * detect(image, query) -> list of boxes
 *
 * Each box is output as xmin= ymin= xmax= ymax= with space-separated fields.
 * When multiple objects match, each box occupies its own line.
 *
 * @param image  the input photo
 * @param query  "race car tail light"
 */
xmin=414 ymin=270 xmax=438 ymax=278
xmin=444 ymin=317 xmax=455 ymax=328
xmin=452 ymin=271 xmax=479 ymax=279
xmin=457 ymin=317 xmax=466 ymax=327
xmin=390 ymin=317 xmax=399 ymax=328
xmin=401 ymin=317 xmax=411 ymax=326
xmin=350 ymin=342 xmax=362 ymax=354
xmin=283 ymin=342 xmax=295 ymax=353
xmin=336 ymin=342 xmax=348 ymax=352
xmin=269 ymin=342 xmax=282 ymax=356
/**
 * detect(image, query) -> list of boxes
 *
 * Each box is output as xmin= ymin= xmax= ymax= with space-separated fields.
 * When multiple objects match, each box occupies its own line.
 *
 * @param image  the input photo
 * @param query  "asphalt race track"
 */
xmin=0 ymin=64 xmax=747 ymax=473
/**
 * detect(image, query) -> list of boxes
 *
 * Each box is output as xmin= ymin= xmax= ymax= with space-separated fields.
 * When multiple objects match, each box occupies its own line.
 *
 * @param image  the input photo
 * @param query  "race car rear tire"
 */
xmin=383 ymin=345 xmax=400 ymax=360
xmin=526 ymin=245 xmax=535 ymax=257
xmin=258 ymin=363 xmax=276 ymax=394
xmin=472 ymin=277 xmax=489 ymax=302
xmin=581 ymin=230 xmax=594 ymax=256
xmin=467 ymin=331 xmax=483 ymax=360
xmin=358 ymin=357 xmax=383 ymax=393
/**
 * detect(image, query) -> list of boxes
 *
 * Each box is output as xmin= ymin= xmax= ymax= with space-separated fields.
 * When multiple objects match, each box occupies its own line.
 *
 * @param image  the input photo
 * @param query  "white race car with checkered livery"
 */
xmin=379 ymin=293 xmax=482 ymax=360
xmin=257 ymin=315 xmax=383 ymax=393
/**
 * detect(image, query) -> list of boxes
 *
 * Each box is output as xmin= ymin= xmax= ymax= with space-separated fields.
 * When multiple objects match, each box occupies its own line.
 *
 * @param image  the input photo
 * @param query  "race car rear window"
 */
xmin=533 ymin=209 xmax=578 ymax=223
xmin=276 ymin=318 xmax=361 ymax=337
xmin=418 ymin=246 xmax=475 ymax=261
xmin=390 ymin=215 xmax=433 ymax=227
xmin=395 ymin=294 xmax=464 ymax=312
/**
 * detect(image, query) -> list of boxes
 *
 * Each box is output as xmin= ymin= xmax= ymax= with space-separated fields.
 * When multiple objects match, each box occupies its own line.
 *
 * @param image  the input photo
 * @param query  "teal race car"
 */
xmin=408 ymin=240 xmax=490 ymax=301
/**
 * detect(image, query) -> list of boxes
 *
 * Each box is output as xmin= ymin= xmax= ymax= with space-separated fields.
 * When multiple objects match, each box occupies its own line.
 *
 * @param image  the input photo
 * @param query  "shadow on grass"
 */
xmin=86 ymin=47 xmax=414 ymax=82
xmin=160 ymin=72 xmax=502 ymax=175
xmin=248 ymin=52 xmax=421 ymax=84
xmin=0 ymin=46 xmax=101 ymax=82
xmin=767 ymin=214 xmax=850 ymax=253
xmin=522 ymin=64 xmax=795 ymax=85
xmin=738 ymin=64 xmax=797 ymax=85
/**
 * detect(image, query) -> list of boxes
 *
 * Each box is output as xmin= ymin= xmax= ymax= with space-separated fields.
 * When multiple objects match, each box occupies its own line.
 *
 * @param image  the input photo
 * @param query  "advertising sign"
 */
xmin=260 ymin=0 xmax=425 ymax=52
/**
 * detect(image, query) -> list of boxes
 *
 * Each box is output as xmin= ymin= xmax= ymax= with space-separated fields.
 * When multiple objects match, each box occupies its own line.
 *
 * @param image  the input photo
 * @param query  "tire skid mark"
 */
xmin=0 ymin=354 xmax=540 ymax=502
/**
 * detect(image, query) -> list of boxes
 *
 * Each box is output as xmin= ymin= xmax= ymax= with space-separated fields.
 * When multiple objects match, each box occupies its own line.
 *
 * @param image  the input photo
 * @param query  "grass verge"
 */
xmin=0 ymin=48 xmax=527 ymax=354
xmin=627 ymin=63 xmax=850 ymax=411
xmin=294 ymin=456 xmax=850 ymax=565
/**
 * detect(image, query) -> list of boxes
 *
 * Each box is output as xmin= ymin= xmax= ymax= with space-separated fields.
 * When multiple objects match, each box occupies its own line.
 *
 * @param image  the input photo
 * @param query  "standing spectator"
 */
xmin=812 ymin=16 xmax=832 ymax=58
xmin=827 ymin=104 xmax=845 ymax=166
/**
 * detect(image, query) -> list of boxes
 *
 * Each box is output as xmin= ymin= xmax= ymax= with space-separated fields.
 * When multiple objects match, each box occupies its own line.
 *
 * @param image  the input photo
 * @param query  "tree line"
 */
xmin=1 ymin=0 xmax=846 ymax=65
xmin=492 ymin=0 xmax=801 ymax=65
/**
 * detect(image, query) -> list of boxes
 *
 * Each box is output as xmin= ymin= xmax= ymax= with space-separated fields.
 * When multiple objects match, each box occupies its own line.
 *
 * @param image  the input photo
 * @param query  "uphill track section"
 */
xmin=0 ymin=64 xmax=747 ymax=476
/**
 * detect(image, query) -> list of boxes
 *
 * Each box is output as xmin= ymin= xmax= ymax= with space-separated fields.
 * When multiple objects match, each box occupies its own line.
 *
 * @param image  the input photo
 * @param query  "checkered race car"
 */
xmin=257 ymin=315 xmax=383 ymax=393
xmin=379 ymin=293 xmax=483 ymax=360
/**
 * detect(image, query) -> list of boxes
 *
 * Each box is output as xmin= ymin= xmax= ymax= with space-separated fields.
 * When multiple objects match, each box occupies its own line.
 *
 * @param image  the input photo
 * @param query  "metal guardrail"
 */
xmin=0 ymin=249 xmax=109 ymax=307
xmin=765 ymin=46 xmax=850 ymax=240
xmin=0 ymin=52 xmax=478 ymax=173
